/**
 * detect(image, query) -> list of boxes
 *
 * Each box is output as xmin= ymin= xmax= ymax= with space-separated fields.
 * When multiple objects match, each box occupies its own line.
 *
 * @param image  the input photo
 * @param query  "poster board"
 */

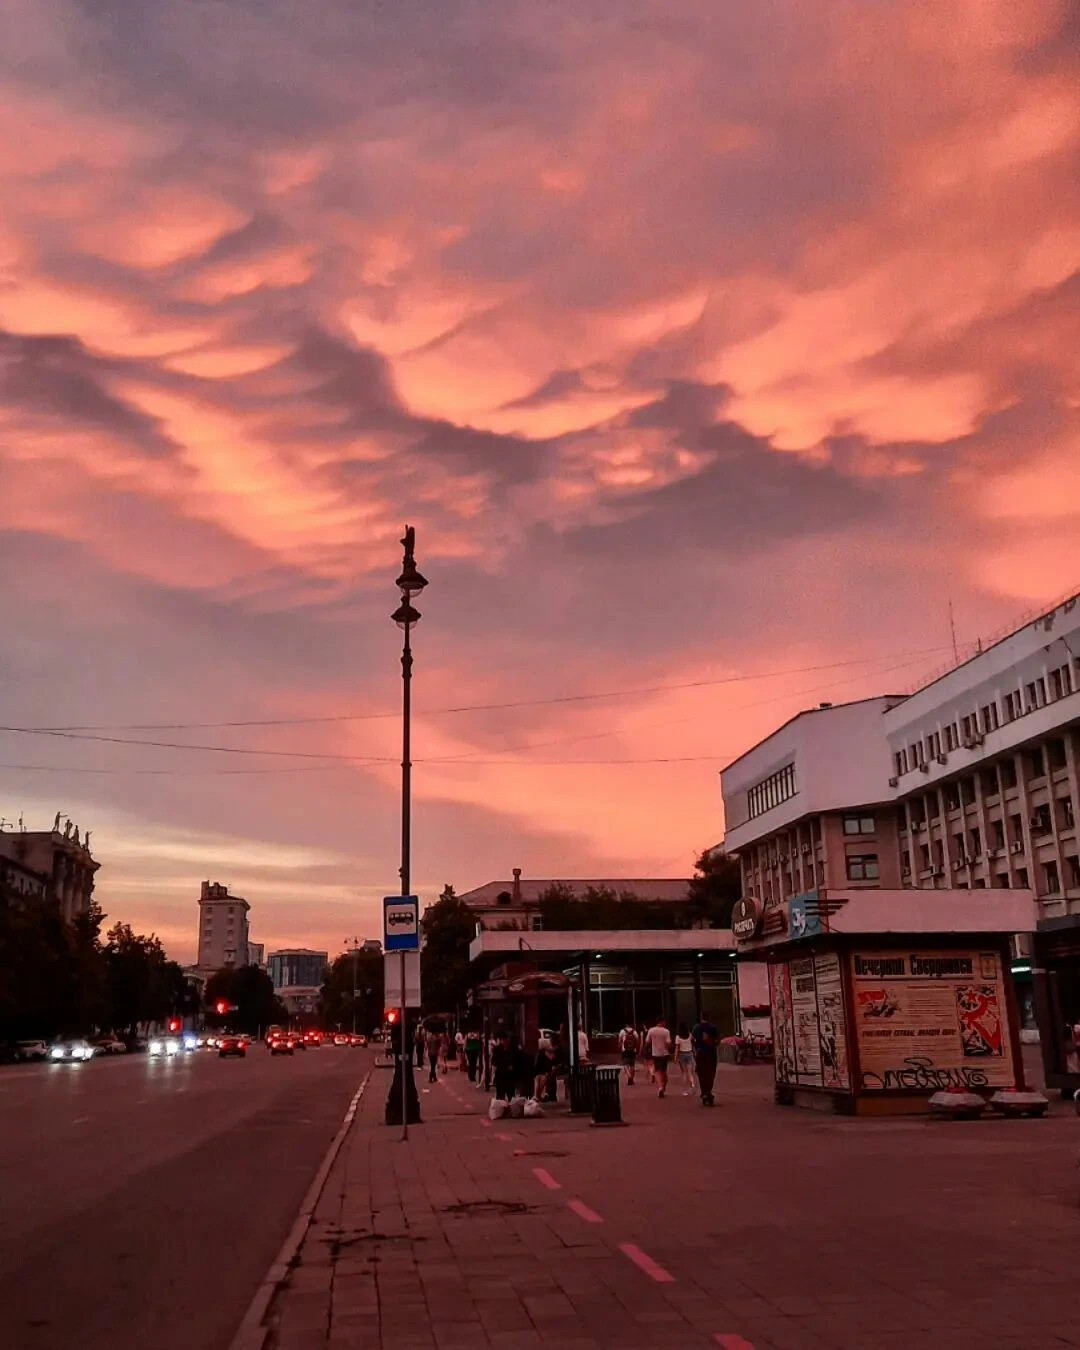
xmin=769 ymin=961 xmax=796 ymax=1085
xmin=814 ymin=952 xmax=851 ymax=1091
xmin=850 ymin=948 xmax=1015 ymax=1092
xmin=769 ymin=954 xmax=851 ymax=1091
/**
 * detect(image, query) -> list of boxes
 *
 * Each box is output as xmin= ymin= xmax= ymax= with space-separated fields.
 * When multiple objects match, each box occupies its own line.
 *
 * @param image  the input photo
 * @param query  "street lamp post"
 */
xmin=346 ymin=936 xmax=360 ymax=1035
xmin=386 ymin=525 xmax=427 ymax=1136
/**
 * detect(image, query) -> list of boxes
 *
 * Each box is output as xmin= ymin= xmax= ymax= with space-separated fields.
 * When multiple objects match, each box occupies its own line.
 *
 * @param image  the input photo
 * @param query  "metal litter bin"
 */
xmin=568 ymin=1063 xmax=596 ymax=1113
xmin=592 ymin=1066 xmax=622 ymax=1124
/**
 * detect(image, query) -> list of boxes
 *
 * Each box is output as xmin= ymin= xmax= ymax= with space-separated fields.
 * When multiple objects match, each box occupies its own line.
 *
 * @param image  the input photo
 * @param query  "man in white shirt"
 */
xmin=577 ymin=1027 xmax=589 ymax=1063
xmin=645 ymin=1018 xmax=673 ymax=1098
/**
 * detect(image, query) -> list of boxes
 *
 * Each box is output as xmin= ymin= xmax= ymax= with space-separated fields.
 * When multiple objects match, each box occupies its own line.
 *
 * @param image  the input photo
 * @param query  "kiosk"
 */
xmin=732 ymin=887 xmax=1037 ymax=1115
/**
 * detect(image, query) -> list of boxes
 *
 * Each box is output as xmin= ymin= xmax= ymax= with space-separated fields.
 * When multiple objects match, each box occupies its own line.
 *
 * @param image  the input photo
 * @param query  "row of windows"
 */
xmin=894 ymin=660 xmax=1077 ymax=777
xmin=746 ymin=763 xmax=797 ymax=820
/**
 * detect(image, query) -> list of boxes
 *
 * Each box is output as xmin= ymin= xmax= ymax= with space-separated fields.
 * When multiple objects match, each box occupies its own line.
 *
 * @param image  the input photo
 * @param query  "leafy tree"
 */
xmin=204 ymin=965 xmax=286 ymax=1035
xmin=537 ymin=884 xmax=686 ymax=930
xmin=320 ymin=950 xmax=383 ymax=1033
xmin=103 ymin=923 xmax=177 ymax=1033
xmin=686 ymin=848 xmax=742 ymax=927
xmin=420 ymin=884 xmax=475 ymax=1015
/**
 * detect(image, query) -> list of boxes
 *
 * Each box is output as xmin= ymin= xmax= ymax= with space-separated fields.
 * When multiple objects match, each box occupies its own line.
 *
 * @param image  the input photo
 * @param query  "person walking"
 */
xmin=640 ymin=1022 xmax=655 ymax=1084
xmin=491 ymin=1031 xmax=515 ymax=1100
xmin=414 ymin=1023 xmax=425 ymax=1069
xmin=618 ymin=1022 xmax=640 ymax=1085
xmin=691 ymin=1010 xmax=719 ymax=1107
xmin=464 ymin=1027 xmax=482 ymax=1082
xmin=533 ymin=1041 xmax=556 ymax=1101
xmin=674 ymin=1022 xmax=696 ymax=1095
xmin=577 ymin=1026 xmax=590 ymax=1064
xmin=425 ymin=1025 xmax=441 ymax=1083
xmin=644 ymin=1017 xmax=672 ymax=1098
xmin=438 ymin=1029 xmax=451 ymax=1074
xmin=455 ymin=1028 xmax=466 ymax=1072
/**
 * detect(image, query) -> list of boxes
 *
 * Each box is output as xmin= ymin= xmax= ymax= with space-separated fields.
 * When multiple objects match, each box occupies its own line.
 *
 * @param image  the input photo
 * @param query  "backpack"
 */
xmin=622 ymin=1028 xmax=639 ymax=1054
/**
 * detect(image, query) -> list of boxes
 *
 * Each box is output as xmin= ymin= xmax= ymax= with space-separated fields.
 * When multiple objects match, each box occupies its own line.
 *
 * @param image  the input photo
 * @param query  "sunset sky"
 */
xmin=1 ymin=1 xmax=1078 ymax=964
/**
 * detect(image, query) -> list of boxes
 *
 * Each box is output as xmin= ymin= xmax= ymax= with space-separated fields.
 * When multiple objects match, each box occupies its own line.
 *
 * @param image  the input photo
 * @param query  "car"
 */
xmin=268 ymin=1034 xmax=294 ymax=1055
xmin=333 ymin=1033 xmax=349 ymax=1046
xmin=148 ymin=1036 xmax=182 ymax=1057
xmin=49 ymin=1039 xmax=95 ymax=1062
xmin=95 ymin=1036 xmax=127 ymax=1055
xmin=303 ymin=1030 xmax=323 ymax=1048
xmin=218 ymin=1035 xmax=247 ymax=1058
xmin=349 ymin=1034 xmax=367 ymax=1047
xmin=15 ymin=1039 xmax=48 ymax=1062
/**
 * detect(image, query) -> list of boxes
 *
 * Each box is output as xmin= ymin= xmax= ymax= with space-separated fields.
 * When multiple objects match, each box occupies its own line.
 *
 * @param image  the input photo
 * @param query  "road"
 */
xmin=0 ymin=1044 xmax=373 ymax=1350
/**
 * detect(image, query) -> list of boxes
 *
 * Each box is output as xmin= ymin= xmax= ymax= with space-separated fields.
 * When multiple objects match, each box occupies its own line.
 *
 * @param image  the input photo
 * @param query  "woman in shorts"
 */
xmin=674 ymin=1022 xmax=696 ymax=1094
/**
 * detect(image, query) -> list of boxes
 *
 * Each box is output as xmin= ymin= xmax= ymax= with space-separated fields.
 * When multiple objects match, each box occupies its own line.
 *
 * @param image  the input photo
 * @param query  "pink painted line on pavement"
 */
xmin=619 ymin=1243 xmax=674 ymax=1283
xmin=496 ymin=1132 xmax=513 ymax=1142
xmin=715 ymin=1336 xmax=755 ymax=1349
xmin=532 ymin=1166 xmax=562 ymax=1190
xmin=480 ymin=1118 xmax=491 ymax=1128
xmin=567 ymin=1198 xmax=603 ymax=1224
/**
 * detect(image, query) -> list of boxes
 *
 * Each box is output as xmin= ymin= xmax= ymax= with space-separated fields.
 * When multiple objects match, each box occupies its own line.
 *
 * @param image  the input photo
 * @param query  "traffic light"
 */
xmin=385 ymin=1008 xmax=400 ymax=1025
xmin=215 ymin=1000 xmax=228 ymax=1016
xmin=167 ymin=1018 xmax=181 ymax=1033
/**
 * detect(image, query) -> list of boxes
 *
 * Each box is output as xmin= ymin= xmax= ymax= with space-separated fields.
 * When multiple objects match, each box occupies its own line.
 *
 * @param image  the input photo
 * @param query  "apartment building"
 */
xmin=0 ymin=816 xmax=99 ymax=922
xmin=720 ymin=592 xmax=1080 ymax=1092
xmin=196 ymin=880 xmax=250 ymax=972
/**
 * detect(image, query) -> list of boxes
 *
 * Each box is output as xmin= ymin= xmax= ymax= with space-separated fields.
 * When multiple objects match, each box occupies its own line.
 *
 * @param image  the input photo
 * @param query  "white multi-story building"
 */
xmin=720 ymin=591 xmax=1080 ymax=1092
xmin=196 ymin=881 xmax=250 ymax=972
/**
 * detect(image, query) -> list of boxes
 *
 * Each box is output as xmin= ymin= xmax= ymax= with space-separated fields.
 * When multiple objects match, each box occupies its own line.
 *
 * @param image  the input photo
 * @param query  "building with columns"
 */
xmin=0 ymin=816 xmax=99 ymax=921
xmin=720 ymin=590 xmax=1080 ymax=1092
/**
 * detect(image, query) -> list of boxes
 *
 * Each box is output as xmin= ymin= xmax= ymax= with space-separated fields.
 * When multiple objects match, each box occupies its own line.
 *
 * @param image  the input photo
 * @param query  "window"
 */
xmin=1024 ymin=748 xmax=1045 ymax=780
xmin=1016 ymin=866 xmax=1029 ymax=888
xmin=901 ymin=850 xmax=911 ymax=875
xmin=960 ymin=777 xmax=975 ymax=806
xmin=1009 ymin=813 xmax=1024 ymax=846
xmin=945 ymin=784 xmax=961 ymax=812
xmin=1061 ymin=796 xmax=1075 ymax=830
xmin=1025 ymin=678 xmax=1046 ymax=712
xmin=842 ymin=815 xmax=875 ymax=835
xmin=928 ymin=731 xmax=942 ymax=759
xmin=919 ymin=843 xmax=931 ymax=870
xmin=928 ymin=793 xmax=941 ymax=820
xmin=1067 ymin=856 xmax=1080 ymax=889
xmin=980 ymin=703 xmax=999 ymax=732
xmin=1031 ymin=803 xmax=1052 ymax=835
xmin=747 ymin=763 xmax=797 ymax=820
xmin=1050 ymin=664 xmax=1073 ymax=700
xmin=933 ymin=840 xmax=945 ymax=870
xmin=1003 ymin=690 xmax=1022 ymax=722
xmin=1043 ymin=860 xmax=1061 ymax=895
xmin=1000 ymin=758 xmax=1017 ymax=789
xmin=1047 ymin=738 xmax=1067 ymax=770
xmin=815 ymin=860 xmax=825 ymax=886
xmin=969 ymin=827 xmax=982 ymax=858
xmin=990 ymin=820 xmax=1006 ymax=851
xmin=980 ymin=768 xmax=999 ymax=797
xmin=953 ymin=832 xmax=966 ymax=865
xmin=894 ymin=750 xmax=907 ymax=777
xmin=995 ymin=873 xmax=1009 ymax=889
xmin=909 ymin=741 xmax=923 ymax=767
xmin=846 ymin=853 xmax=879 ymax=881
xmin=944 ymin=723 xmax=958 ymax=752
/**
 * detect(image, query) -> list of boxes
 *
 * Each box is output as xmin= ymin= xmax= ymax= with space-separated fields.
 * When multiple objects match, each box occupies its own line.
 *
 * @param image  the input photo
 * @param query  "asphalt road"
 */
xmin=0 ymin=1043 xmax=373 ymax=1350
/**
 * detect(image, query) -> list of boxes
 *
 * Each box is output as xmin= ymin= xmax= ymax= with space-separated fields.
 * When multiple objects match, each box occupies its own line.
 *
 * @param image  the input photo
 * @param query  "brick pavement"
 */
xmin=261 ymin=1060 xmax=1080 ymax=1350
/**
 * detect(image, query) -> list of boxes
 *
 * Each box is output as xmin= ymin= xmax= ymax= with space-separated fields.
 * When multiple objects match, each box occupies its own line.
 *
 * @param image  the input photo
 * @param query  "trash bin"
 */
xmin=592 ymin=1066 xmax=622 ymax=1124
xmin=568 ymin=1063 xmax=596 ymax=1113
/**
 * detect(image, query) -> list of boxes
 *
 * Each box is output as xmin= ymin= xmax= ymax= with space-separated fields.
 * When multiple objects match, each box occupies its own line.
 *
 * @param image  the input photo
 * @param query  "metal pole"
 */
xmin=352 ymin=941 xmax=358 ymax=1035
xmin=400 ymin=605 xmax=412 ymax=1141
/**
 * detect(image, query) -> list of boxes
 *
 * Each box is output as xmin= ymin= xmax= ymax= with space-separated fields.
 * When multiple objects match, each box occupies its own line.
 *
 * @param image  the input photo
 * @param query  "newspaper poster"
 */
xmin=850 ymin=949 xmax=1014 ymax=1092
xmin=814 ymin=952 xmax=851 ymax=1090
xmin=769 ymin=960 xmax=796 ymax=1085
xmin=790 ymin=956 xmax=822 ymax=1085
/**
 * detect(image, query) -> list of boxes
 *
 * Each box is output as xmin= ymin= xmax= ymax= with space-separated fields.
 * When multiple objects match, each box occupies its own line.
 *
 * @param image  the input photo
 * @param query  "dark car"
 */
xmin=218 ymin=1035 xmax=248 ymax=1058
xmin=268 ymin=1034 xmax=294 ymax=1056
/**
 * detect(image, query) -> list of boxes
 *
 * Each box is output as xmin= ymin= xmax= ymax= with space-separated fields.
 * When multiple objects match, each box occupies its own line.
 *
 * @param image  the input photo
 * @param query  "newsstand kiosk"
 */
xmin=731 ymin=886 xmax=1037 ymax=1115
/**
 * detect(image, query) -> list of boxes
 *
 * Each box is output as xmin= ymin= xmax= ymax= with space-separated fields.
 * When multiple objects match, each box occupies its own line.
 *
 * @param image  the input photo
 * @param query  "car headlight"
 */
xmin=165 ymin=1038 xmax=180 ymax=1054
xmin=149 ymin=1040 xmax=163 ymax=1054
xmin=50 ymin=1047 xmax=65 ymax=1059
xmin=183 ymin=1035 xmax=197 ymax=1050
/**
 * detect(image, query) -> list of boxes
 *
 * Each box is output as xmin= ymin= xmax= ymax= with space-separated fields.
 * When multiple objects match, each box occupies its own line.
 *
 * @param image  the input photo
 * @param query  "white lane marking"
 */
xmin=71 ymin=1116 xmax=90 ymax=1125
xmin=619 ymin=1243 xmax=674 ymax=1283
xmin=567 ymin=1199 xmax=603 ymax=1224
xmin=532 ymin=1167 xmax=562 ymax=1191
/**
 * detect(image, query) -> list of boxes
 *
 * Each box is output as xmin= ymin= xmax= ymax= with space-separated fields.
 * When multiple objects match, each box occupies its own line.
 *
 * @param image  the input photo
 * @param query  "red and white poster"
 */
xmin=769 ymin=961 xmax=796 ymax=1085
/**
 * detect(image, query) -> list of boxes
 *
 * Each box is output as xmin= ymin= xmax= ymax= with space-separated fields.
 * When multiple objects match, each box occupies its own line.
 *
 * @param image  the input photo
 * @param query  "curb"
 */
xmin=227 ymin=1071 xmax=371 ymax=1350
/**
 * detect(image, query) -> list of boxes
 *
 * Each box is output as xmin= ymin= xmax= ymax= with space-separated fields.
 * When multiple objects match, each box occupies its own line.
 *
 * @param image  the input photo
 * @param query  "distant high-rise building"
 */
xmin=0 ymin=815 xmax=99 ymax=922
xmin=268 ymin=948 xmax=328 ymax=1015
xmin=248 ymin=941 xmax=265 ymax=967
xmin=197 ymin=881 xmax=250 ymax=972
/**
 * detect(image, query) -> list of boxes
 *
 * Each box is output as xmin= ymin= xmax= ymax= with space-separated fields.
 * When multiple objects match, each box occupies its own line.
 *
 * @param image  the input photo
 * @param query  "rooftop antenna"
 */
xmin=948 ymin=598 xmax=960 ymax=665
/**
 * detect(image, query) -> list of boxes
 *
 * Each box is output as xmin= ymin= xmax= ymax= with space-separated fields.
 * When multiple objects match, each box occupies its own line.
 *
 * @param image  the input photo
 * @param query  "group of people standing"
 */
xmin=618 ymin=1013 xmax=718 ymax=1106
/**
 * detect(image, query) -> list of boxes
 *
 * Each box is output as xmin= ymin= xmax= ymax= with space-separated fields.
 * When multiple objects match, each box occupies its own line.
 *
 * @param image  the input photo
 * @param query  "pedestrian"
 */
xmin=577 ymin=1025 xmax=590 ymax=1064
xmin=644 ymin=1016 xmax=672 ymax=1098
xmin=438 ymin=1029 xmax=451 ymax=1074
xmin=618 ymin=1022 xmax=640 ymax=1085
xmin=464 ymin=1027 xmax=482 ymax=1082
xmin=640 ymin=1022 xmax=654 ymax=1084
xmin=491 ymin=1031 xmax=515 ymax=1100
xmin=455 ymin=1027 xmax=466 ymax=1071
xmin=691 ymin=1009 xmax=719 ymax=1107
xmin=533 ymin=1041 xmax=556 ymax=1101
xmin=674 ymin=1021 xmax=696 ymax=1095
xmin=425 ymin=1025 xmax=441 ymax=1083
xmin=414 ymin=1023 xmax=425 ymax=1069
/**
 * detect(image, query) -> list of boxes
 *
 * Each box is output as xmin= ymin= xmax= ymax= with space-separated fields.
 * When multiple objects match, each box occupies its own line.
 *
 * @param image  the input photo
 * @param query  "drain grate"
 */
xmin=441 ymin=1200 xmax=532 ymax=1216
xmin=510 ymin=1149 xmax=570 ymax=1158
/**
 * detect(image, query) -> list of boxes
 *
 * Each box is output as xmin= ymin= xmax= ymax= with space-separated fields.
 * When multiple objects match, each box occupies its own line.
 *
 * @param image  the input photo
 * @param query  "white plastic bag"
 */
xmin=508 ymin=1095 xmax=527 ymax=1118
xmin=488 ymin=1097 xmax=509 ymax=1120
xmin=523 ymin=1097 xmax=543 ymax=1118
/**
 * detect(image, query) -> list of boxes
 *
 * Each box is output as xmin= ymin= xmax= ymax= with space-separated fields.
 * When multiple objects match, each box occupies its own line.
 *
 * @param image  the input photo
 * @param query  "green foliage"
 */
xmin=419 ymin=884 xmax=475 ymax=1014
xmin=319 ymin=950 xmax=384 ymax=1033
xmin=204 ymin=965 xmax=286 ymax=1035
xmin=103 ymin=923 xmax=183 ymax=1033
xmin=537 ymin=884 xmax=687 ymax=930
xmin=686 ymin=848 xmax=741 ymax=927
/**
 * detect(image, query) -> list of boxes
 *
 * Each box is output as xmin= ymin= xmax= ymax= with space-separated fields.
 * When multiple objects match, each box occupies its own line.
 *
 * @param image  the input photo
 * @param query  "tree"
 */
xmin=103 ymin=923 xmax=176 ymax=1033
xmin=419 ymin=885 xmax=475 ymax=1015
xmin=537 ymin=884 xmax=688 ymax=930
xmin=320 ymin=951 xmax=383 ymax=1033
xmin=686 ymin=848 xmax=742 ymax=927
xmin=204 ymin=965 xmax=285 ymax=1035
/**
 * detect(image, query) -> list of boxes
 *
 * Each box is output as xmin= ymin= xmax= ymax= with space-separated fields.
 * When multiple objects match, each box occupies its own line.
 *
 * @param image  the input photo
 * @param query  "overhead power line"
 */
xmin=27 ymin=644 xmax=953 ymax=733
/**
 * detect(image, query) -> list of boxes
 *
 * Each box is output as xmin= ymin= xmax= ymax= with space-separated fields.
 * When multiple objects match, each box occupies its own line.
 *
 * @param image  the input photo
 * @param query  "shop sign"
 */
xmin=789 ymin=890 xmax=821 ymax=940
xmin=731 ymin=897 xmax=762 ymax=942
xmin=851 ymin=949 xmax=1015 ymax=1092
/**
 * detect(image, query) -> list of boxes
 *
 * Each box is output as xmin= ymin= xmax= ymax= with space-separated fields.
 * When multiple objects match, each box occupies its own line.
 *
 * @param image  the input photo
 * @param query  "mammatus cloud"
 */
xmin=0 ymin=0 xmax=1077 ymax=958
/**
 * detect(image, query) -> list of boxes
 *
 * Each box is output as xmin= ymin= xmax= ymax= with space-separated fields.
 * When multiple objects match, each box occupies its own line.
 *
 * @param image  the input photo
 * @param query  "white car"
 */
xmin=148 ymin=1036 xmax=182 ymax=1057
xmin=95 ymin=1036 xmax=127 ymax=1055
xmin=15 ymin=1039 xmax=48 ymax=1062
xmin=50 ymin=1039 xmax=95 ymax=1062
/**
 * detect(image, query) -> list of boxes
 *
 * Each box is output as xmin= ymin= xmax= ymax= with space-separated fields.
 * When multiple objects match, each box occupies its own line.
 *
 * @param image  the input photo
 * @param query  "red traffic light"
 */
xmin=215 ymin=1000 xmax=228 ymax=1016
xmin=167 ymin=1018 xmax=181 ymax=1033
xmin=385 ymin=1008 xmax=399 ymax=1025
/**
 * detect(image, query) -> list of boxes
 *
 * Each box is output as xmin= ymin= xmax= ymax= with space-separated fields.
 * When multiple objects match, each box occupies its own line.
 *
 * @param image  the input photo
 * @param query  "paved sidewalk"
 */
xmin=262 ymin=1062 xmax=1080 ymax=1350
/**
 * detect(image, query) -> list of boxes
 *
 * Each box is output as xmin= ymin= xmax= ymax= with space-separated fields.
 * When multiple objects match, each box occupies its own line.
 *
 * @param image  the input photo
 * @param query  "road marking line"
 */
xmin=619 ymin=1243 xmax=674 ymax=1283
xmin=532 ymin=1166 xmax=562 ymax=1191
xmin=495 ymin=1132 xmax=512 ymax=1142
xmin=567 ymin=1199 xmax=603 ymax=1224
xmin=480 ymin=1118 xmax=492 ymax=1128
xmin=71 ymin=1116 xmax=90 ymax=1124
xmin=715 ymin=1337 xmax=755 ymax=1349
